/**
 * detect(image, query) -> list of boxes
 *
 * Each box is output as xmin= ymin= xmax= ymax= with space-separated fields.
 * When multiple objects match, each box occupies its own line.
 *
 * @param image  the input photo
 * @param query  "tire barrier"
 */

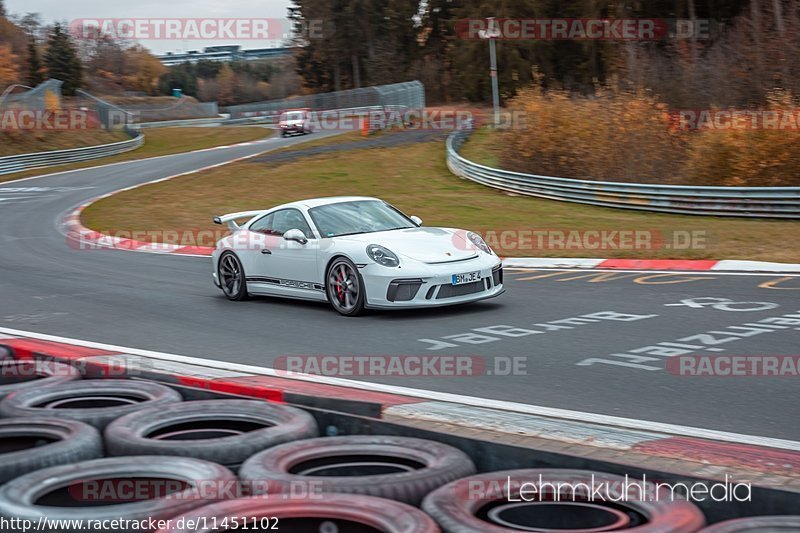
xmin=156 ymin=494 xmax=441 ymax=533
xmin=239 ymin=435 xmax=477 ymax=505
xmin=0 ymin=456 xmax=236 ymax=532
xmin=0 ymin=360 xmax=788 ymax=528
xmin=0 ymin=379 xmax=182 ymax=429
xmin=0 ymin=360 xmax=80 ymax=400
xmin=0 ymin=418 xmax=103 ymax=484
xmin=699 ymin=515 xmax=800 ymax=531
xmin=104 ymin=400 xmax=319 ymax=469
xmin=422 ymin=469 xmax=706 ymax=533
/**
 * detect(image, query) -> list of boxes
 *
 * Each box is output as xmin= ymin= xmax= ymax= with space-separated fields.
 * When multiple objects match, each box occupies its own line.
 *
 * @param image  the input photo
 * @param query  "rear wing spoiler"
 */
xmin=212 ymin=210 xmax=265 ymax=230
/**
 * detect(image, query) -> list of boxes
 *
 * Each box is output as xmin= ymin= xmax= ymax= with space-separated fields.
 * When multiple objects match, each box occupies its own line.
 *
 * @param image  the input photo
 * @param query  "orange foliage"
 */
xmin=0 ymin=43 xmax=19 ymax=88
xmin=499 ymin=85 xmax=688 ymax=184
xmin=122 ymin=46 xmax=167 ymax=95
xmin=494 ymin=86 xmax=799 ymax=187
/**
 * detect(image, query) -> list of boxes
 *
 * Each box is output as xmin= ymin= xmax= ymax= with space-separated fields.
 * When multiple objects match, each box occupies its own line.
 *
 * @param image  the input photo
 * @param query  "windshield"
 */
xmin=308 ymin=200 xmax=416 ymax=238
xmin=282 ymin=111 xmax=304 ymax=121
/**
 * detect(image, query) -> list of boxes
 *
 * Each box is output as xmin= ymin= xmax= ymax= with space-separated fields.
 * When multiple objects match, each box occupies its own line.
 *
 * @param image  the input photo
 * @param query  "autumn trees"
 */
xmin=0 ymin=8 xmax=167 ymax=97
xmin=289 ymin=0 xmax=799 ymax=109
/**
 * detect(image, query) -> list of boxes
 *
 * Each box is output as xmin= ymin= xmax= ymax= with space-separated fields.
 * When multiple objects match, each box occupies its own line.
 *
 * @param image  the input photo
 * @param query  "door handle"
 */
xmin=261 ymin=249 xmax=272 ymax=255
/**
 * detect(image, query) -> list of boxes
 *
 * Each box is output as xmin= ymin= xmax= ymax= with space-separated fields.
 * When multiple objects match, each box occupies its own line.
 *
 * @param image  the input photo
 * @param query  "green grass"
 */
xmin=83 ymin=136 xmax=800 ymax=262
xmin=459 ymin=126 xmax=503 ymax=167
xmin=270 ymin=130 xmax=363 ymax=154
xmin=1 ymin=126 xmax=272 ymax=183
xmin=0 ymin=129 xmax=130 ymax=158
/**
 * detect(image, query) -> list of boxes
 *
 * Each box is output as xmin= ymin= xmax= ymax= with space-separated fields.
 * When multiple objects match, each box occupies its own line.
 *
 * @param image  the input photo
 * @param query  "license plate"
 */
xmin=452 ymin=271 xmax=481 ymax=285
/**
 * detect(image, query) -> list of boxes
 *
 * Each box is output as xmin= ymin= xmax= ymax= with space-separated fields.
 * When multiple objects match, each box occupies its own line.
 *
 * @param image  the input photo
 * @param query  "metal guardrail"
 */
xmin=0 ymin=133 xmax=144 ymax=176
xmin=133 ymin=105 xmax=412 ymax=129
xmin=131 ymin=117 xmax=229 ymax=129
xmin=0 ymin=103 xmax=404 ymax=175
xmin=446 ymin=124 xmax=800 ymax=218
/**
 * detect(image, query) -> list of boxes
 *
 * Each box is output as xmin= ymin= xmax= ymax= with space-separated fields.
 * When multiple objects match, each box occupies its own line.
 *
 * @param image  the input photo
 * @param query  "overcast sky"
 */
xmin=5 ymin=0 xmax=294 ymax=54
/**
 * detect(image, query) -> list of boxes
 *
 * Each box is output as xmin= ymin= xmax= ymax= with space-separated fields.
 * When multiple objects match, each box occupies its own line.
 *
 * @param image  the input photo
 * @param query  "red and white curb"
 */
xmin=58 ymin=137 xmax=285 ymax=257
xmin=43 ymin=132 xmax=799 ymax=272
xmin=59 ymin=215 xmax=800 ymax=274
xmin=503 ymin=257 xmax=800 ymax=273
xmin=1 ymin=327 xmax=798 ymax=481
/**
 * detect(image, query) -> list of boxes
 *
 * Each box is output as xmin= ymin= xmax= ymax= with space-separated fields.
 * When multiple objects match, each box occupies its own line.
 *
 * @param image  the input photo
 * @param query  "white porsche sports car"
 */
xmin=212 ymin=197 xmax=504 ymax=316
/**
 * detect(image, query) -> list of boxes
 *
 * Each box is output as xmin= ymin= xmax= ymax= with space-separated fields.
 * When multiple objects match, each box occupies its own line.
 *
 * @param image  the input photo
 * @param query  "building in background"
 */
xmin=158 ymin=45 xmax=293 ymax=66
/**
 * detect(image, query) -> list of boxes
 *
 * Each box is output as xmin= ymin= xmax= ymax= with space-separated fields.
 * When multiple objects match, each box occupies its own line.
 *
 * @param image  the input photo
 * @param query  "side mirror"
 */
xmin=283 ymin=229 xmax=308 ymax=245
xmin=410 ymin=215 xmax=423 ymax=226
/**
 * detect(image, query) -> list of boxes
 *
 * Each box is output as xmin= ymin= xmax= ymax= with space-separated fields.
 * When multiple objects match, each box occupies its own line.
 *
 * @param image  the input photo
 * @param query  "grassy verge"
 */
xmin=83 ymin=136 xmax=800 ymax=262
xmin=271 ymin=131 xmax=363 ymax=154
xmin=0 ymin=126 xmax=272 ymax=183
xmin=0 ymin=130 xmax=130 ymax=157
xmin=458 ymin=126 xmax=503 ymax=167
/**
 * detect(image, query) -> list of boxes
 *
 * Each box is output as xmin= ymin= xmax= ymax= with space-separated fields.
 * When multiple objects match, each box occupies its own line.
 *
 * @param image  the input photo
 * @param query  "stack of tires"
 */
xmin=0 ymin=361 xmax=797 ymax=532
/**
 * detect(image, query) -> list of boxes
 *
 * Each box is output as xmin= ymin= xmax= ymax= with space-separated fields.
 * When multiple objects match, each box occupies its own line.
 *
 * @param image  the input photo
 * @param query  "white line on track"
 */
xmin=0 ymin=326 xmax=797 ymax=452
xmin=0 ymin=135 xmax=277 ymax=186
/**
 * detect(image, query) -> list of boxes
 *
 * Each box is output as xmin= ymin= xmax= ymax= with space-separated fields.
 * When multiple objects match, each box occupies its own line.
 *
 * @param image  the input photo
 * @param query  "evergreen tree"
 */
xmin=25 ymin=37 xmax=44 ymax=86
xmin=44 ymin=22 xmax=82 ymax=95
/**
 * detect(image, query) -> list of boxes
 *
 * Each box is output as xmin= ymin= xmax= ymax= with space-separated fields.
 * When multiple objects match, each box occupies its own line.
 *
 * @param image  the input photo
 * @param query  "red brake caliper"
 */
xmin=336 ymin=269 xmax=345 ymax=302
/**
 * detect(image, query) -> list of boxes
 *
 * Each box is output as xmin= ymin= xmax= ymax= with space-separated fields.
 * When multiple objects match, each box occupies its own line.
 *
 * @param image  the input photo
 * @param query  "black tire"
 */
xmin=105 ymin=400 xmax=318 ymax=469
xmin=0 ymin=360 xmax=81 ymax=400
xmin=699 ymin=516 xmax=800 ymax=531
xmin=154 ymin=494 xmax=440 ymax=533
xmin=239 ymin=435 xmax=476 ymax=505
xmin=422 ymin=469 xmax=706 ymax=533
xmin=0 ymin=418 xmax=103 ymax=484
xmin=218 ymin=251 xmax=248 ymax=301
xmin=0 ymin=379 xmax=183 ymax=429
xmin=326 ymin=257 xmax=366 ymax=316
xmin=0 ymin=456 xmax=236 ymax=531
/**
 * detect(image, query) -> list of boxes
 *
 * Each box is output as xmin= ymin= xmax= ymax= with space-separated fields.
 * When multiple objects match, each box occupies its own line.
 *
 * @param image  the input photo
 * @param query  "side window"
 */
xmin=271 ymin=209 xmax=314 ymax=239
xmin=249 ymin=213 xmax=276 ymax=235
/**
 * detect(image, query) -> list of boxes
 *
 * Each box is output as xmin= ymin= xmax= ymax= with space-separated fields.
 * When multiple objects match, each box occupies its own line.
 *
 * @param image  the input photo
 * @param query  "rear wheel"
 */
xmin=326 ymin=257 xmax=365 ymax=316
xmin=218 ymin=252 xmax=248 ymax=301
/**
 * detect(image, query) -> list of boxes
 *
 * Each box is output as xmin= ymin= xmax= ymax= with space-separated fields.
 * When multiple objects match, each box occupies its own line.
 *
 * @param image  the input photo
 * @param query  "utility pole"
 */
xmin=479 ymin=17 xmax=501 ymax=127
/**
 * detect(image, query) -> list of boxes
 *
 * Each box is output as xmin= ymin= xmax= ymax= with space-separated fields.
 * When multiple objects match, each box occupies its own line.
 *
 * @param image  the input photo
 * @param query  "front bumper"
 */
xmin=361 ymin=257 xmax=504 ymax=309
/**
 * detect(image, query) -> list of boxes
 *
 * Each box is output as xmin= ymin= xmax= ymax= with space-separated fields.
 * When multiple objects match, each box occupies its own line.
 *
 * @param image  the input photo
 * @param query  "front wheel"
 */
xmin=218 ymin=252 xmax=248 ymax=301
xmin=326 ymin=258 xmax=365 ymax=316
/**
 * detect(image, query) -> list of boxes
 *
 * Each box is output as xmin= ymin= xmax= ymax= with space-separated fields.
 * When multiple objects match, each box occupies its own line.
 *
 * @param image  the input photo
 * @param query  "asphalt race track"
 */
xmin=0 ymin=131 xmax=798 ymax=441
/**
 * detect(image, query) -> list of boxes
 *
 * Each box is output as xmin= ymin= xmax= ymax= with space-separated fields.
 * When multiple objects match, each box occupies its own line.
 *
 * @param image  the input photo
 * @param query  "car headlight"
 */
xmin=467 ymin=231 xmax=494 ymax=255
xmin=367 ymin=244 xmax=400 ymax=267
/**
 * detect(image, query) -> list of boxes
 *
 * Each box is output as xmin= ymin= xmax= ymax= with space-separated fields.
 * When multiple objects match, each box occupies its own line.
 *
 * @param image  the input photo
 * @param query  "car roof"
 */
xmin=276 ymin=196 xmax=381 ymax=210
